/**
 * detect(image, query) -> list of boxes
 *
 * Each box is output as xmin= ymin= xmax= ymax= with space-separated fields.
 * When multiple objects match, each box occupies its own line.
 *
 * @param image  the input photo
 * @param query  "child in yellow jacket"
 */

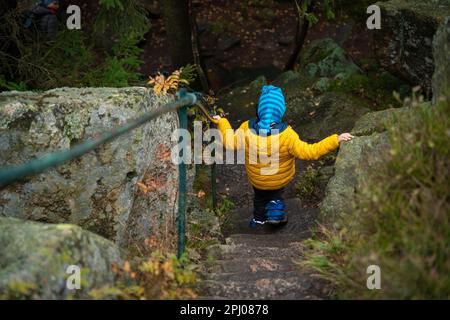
xmin=213 ymin=85 xmax=354 ymax=227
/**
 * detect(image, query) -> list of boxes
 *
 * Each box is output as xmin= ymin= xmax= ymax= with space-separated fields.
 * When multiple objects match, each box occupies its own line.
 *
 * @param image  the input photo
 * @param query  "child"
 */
xmin=213 ymin=85 xmax=354 ymax=227
xmin=25 ymin=0 xmax=59 ymax=41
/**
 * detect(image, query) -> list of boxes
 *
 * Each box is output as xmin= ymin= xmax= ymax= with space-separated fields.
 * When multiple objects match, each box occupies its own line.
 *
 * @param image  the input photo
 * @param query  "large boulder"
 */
xmin=319 ymin=132 xmax=389 ymax=219
xmin=0 ymin=217 xmax=123 ymax=299
xmin=319 ymin=104 xmax=428 ymax=219
xmin=0 ymin=87 xmax=179 ymax=248
xmin=374 ymin=0 xmax=450 ymax=93
xmin=432 ymin=16 xmax=450 ymax=103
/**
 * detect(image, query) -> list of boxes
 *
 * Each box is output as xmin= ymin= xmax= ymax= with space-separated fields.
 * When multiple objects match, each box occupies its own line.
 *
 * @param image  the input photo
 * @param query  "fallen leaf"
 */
xmin=123 ymin=261 xmax=131 ymax=273
xmin=137 ymin=182 xmax=148 ymax=194
xmin=197 ymin=190 xmax=206 ymax=198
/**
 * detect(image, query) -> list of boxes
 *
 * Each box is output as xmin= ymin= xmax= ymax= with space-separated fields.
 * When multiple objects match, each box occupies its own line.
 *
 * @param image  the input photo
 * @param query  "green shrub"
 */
xmin=0 ymin=1 xmax=149 ymax=90
xmin=89 ymin=250 xmax=198 ymax=300
xmin=0 ymin=75 xmax=27 ymax=91
xmin=301 ymin=97 xmax=450 ymax=299
xmin=296 ymin=165 xmax=320 ymax=200
xmin=87 ymin=35 xmax=144 ymax=87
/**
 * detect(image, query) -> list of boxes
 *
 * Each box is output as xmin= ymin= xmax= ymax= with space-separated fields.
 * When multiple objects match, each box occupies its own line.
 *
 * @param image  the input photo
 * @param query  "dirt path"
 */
xmin=199 ymin=163 xmax=330 ymax=300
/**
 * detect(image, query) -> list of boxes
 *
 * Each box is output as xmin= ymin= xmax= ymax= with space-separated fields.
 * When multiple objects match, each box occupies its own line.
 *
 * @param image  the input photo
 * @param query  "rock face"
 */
xmin=432 ymin=16 xmax=450 ymax=103
xmin=320 ymin=132 xmax=389 ymax=218
xmin=0 ymin=217 xmax=122 ymax=299
xmin=0 ymin=87 xmax=179 ymax=248
xmin=202 ymin=200 xmax=328 ymax=299
xmin=374 ymin=0 xmax=450 ymax=93
xmin=319 ymin=104 xmax=428 ymax=218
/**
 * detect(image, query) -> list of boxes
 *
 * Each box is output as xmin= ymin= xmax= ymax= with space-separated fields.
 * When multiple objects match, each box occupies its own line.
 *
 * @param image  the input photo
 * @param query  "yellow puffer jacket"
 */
xmin=217 ymin=118 xmax=339 ymax=190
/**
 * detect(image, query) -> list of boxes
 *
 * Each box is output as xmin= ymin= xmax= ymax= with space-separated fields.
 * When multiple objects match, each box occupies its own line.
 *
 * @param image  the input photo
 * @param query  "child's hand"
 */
xmin=212 ymin=115 xmax=222 ymax=121
xmin=338 ymin=133 xmax=354 ymax=143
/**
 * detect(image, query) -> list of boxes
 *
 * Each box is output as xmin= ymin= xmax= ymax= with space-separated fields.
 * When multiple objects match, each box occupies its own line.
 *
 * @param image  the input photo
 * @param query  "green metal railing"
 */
xmin=0 ymin=88 xmax=217 ymax=258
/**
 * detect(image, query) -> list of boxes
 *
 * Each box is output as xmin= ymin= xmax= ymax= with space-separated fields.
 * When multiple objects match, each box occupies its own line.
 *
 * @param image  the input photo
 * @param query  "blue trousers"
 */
xmin=253 ymin=187 xmax=284 ymax=221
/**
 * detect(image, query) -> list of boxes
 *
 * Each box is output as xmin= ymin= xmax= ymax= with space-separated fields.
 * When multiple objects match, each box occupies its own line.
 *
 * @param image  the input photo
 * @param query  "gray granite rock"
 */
xmin=0 ymin=87 xmax=180 ymax=248
xmin=374 ymin=0 xmax=450 ymax=92
xmin=0 ymin=217 xmax=123 ymax=299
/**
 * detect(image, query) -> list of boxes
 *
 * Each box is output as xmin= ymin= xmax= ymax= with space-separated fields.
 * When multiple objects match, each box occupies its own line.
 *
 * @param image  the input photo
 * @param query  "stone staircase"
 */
xmin=199 ymin=198 xmax=329 ymax=300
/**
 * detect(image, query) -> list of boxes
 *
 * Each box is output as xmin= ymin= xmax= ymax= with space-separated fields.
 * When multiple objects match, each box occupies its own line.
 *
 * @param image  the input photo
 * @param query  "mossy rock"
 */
xmin=0 ymin=87 xmax=180 ymax=248
xmin=352 ymin=102 xmax=430 ymax=136
xmin=319 ymin=103 xmax=429 ymax=220
xmin=327 ymin=72 xmax=410 ymax=110
xmin=285 ymin=91 xmax=370 ymax=142
xmin=432 ymin=16 xmax=450 ymax=104
xmin=296 ymin=38 xmax=362 ymax=79
xmin=374 ymin=0 xmax=450 ymax=92
xmin=0 ymin=217 xmax=123 ymax=299
xmin=319 ymin=132 xmax=389 ymax=220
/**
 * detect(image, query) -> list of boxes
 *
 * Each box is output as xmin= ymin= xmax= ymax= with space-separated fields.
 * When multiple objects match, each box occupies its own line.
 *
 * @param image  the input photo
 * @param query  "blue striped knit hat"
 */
xmin=257 ymin=85 xmax=286 ymax=133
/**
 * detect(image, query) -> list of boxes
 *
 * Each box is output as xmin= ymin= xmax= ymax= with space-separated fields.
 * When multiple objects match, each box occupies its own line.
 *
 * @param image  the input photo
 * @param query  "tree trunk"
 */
xmin=161 ymin=0 xmax=194 ymax=69
xmin=284 ymin=0 xmax=316 ymax=71
xmin=187 ymin=0 xmax=210 ymax=92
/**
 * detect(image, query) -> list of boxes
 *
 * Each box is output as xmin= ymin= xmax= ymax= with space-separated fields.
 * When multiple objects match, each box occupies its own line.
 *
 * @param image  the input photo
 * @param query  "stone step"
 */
xmin=208 ymin=270 xmax=304 ymax=283
xmin=207 ymin=242 xmax=302 ymax=260
xmin=211 ymin=257 xmax=296 ymax=274
xmin=202 ymin=275 xmax=321 ymax=300
xmin=225 ymin=233 xmax=309 ymax=247
xmin=200 ymin=196 xmax=327 ymax=300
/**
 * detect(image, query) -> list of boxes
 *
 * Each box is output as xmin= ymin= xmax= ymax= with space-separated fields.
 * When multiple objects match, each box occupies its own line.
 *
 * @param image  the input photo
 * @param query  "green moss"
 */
xmin=328 ymin=72 xmax=410 ymax=110
xmin=64 ymin=111 xmax=89 ymax=142
xmin=0 ymin=280 xmax=37 ymax=300
xmin=298 ymin=38 xmax=361 ymax=79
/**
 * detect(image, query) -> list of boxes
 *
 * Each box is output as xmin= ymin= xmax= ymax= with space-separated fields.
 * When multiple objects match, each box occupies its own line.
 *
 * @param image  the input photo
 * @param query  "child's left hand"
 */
xmin=212 ymin=115 xmax=222 ymax=121
xmin=338 ymin=133 xmax=354 ymax=143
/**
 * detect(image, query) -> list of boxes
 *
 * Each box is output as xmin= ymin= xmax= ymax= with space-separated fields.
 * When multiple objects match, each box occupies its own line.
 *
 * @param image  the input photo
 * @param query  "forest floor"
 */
xmin=42 ymin=0 xmax=374 ymax=92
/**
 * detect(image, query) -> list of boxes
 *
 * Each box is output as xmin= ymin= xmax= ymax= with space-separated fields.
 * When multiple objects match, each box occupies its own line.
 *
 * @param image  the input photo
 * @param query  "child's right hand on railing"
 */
xmin=338 ymin=133 xmax=355 ymax=143
xmin=212 ymin=115 xmax=222 ymax=121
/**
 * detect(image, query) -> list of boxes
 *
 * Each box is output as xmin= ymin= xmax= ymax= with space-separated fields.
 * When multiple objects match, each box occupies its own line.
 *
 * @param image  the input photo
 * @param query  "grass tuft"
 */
xmin=301 ymin=96 xmax=450 ymax=299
